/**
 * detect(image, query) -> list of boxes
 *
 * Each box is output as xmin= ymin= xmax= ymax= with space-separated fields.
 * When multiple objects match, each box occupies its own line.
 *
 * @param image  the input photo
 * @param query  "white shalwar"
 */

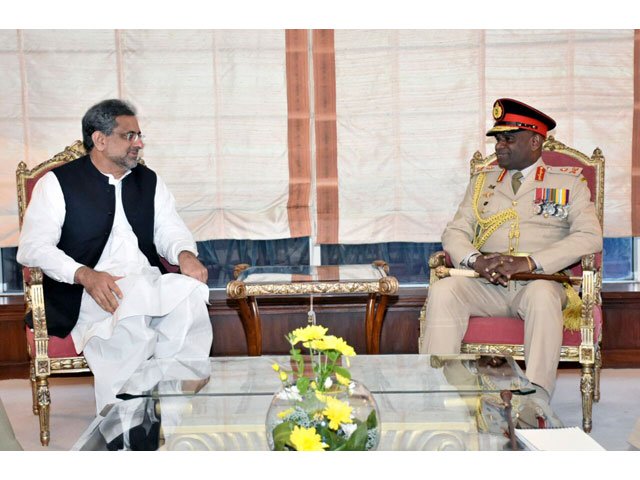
xmin=17 ymin=169 xmax=212 ymax=414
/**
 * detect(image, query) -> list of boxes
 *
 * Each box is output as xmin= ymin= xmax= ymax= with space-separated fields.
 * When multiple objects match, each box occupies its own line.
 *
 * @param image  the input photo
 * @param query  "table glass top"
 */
xmin=73 ymin=354 xmax=556 ymax=451
xmin=235 ymin=264 xmax=388 ymax=284
xmin=116 ymin=354 xmax=535 ymax=399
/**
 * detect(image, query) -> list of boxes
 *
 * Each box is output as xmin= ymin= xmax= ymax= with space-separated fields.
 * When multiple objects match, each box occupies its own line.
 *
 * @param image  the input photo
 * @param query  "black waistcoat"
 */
xmin=26 ymin=155 xmax=165 ymax=338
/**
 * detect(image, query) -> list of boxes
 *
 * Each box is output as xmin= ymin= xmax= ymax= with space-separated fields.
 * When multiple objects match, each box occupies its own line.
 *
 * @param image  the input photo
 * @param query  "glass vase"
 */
xmin=265 ymin=378 xmax=380 ymax=451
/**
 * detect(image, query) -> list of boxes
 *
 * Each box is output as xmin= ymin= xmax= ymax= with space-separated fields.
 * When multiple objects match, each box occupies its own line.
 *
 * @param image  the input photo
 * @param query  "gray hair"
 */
xmin=81 ymin=99 xmax=136 ymax=151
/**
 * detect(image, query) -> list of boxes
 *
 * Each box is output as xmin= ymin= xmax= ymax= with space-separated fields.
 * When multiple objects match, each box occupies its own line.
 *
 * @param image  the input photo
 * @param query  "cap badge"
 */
xmin=492 ymin=100 xmax=504 ymax=121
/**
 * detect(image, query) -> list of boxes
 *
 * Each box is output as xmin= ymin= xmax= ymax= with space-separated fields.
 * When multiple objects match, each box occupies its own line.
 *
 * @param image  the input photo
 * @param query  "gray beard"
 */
xmin=110 ymin=153 xmax=139 ymax=171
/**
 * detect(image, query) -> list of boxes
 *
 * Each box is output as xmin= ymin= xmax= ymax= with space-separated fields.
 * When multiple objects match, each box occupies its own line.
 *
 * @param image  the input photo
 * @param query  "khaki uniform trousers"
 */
xmin=421 ymin=276 xmax=567 ymax=396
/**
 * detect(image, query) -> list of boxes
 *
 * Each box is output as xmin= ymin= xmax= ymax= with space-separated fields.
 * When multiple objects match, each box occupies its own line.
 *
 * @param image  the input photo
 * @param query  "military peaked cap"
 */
xmin=486 ymin=98 xmax=556 ymax=137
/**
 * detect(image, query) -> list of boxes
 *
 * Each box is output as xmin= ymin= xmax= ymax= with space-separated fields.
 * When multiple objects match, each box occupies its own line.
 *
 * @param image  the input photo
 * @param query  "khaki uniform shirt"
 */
xmin=442 ymin=158 xmax=603 ymax=274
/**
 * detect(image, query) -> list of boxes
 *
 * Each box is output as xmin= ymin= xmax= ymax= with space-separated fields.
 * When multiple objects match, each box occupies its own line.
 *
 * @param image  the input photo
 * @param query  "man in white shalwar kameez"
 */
xmin=17 ymin=99 xmax=213 ymax=414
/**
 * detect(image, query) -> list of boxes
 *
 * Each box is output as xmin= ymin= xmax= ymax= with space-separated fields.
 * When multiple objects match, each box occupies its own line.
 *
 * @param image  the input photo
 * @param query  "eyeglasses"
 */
xmin=116 ymin=132 xmax=145 ymax=143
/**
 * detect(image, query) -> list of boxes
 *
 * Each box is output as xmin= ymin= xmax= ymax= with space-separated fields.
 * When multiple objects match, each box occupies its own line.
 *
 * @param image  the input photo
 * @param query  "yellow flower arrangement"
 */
xmin=289 ymin=426 xmax=328 ymax=451
xmin=268 ymin=324 xmax=379 ymax=451
xmin=322 ymin=396 xmax=353 ymax=430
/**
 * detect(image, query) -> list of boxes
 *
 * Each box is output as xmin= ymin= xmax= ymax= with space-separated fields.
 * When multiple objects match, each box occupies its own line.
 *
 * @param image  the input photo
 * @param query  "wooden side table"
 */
xmin=226 ymin=261 xmax=399 ymax=356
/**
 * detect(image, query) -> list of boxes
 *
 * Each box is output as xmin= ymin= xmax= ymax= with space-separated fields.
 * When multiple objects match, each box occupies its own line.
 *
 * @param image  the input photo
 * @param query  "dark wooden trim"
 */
xmin=601 ymin=284 xmax=640 ymax=367
xmin=0 ymin=296 xmax=30 ymax=379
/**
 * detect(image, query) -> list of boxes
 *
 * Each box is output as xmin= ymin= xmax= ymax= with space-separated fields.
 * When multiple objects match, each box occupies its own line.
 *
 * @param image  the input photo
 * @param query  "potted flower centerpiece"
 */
xmin=265 ymin=325 xmax=380 ymax=451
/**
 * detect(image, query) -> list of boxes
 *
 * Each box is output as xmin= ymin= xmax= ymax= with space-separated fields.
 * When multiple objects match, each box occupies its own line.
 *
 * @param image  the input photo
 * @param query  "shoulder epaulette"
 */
xmin=545 ymin=165 xmax=583 ymax=176
xmin=472 ymin=164 xmax=500 ymax=175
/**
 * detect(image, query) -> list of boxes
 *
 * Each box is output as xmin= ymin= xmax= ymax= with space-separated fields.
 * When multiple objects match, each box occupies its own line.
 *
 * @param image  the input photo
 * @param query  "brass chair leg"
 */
xmin=580 ymin=363 xmax=595 ymax=433
xmin=29 ymin=360 xmax=39 ymax=415
xmin=36 ymin=376 xmax=51 ymax=446
xmin=594 ymin=348 xmax=602 ymax=403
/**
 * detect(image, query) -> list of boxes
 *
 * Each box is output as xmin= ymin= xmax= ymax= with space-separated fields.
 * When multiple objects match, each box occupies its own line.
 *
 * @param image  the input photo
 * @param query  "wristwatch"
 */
xmin=467 ymin=253 xmax=481 ymax=269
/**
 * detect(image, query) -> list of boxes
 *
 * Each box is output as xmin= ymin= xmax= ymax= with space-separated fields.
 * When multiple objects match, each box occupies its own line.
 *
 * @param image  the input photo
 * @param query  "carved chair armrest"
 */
xmin=576 ymin=253 xmax=602 ymax=361
xmin=428 ymin=251 xmax=450 ymax=285
xmin=579 ymin=252 xmax=602 ymax=306
xmin=23 ymin=266 xmax=52 ymax=372
xmin=23 ymin=266 xmax=43 ymax=320
xmin=580 ymin=252 xmax=599 ymax=273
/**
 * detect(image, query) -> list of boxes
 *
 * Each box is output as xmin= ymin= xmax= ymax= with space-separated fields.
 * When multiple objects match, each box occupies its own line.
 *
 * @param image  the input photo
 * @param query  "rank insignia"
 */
xmin=474 ymin=165 xmax=499 ymax=174
xmin=546 ymin=165 xmax=582 ymax=176
xmin=535 ymin=166 xmax=546 ymax=181
xmin=559 ymin=166 xmax=582 ymax=175
xmin=497 ymin=169 xmax=507 ymax=183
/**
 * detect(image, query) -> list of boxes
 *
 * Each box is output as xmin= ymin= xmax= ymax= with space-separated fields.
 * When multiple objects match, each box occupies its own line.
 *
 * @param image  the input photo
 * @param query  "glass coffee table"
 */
xmin=226 ymin=262 xmax=399 ymax=355
xmin=72 ymin=354 xmax=561 ymax=451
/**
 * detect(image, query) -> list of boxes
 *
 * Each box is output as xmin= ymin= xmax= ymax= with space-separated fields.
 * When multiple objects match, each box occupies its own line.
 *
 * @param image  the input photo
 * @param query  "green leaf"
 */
xmin=272 ymin=421 xmax=294 ymax=451
xmin=366 ymin=409 xmax=378 ymax=429
xmin=333 ymin=366 xmax=351 ymax=380
xmin=297 ymin=376 xmax=310 ymax=395
xmin=326 ymin=350 xmax=340 ymax=362
xmin=316 ymin=424 xmax=340 ymax=450
xmin=344 ymin=422 xmax=368 ymax=451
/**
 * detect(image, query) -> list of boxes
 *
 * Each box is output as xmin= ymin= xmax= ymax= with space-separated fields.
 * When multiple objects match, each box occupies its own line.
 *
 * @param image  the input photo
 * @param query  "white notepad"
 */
xmin=515 ymin=426 xmax=606 ymax=451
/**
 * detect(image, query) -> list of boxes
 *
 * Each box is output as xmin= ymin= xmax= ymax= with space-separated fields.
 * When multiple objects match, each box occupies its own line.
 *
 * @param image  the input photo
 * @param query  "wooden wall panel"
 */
xmin=601 ymin=286 xmax=640 ymax=367
xmin=0 ymin=297 xmax=29 ymax=379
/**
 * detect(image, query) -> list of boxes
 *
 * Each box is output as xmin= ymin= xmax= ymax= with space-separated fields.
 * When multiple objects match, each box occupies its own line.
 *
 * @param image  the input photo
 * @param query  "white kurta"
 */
xmin=17 ymin=168 xmax=212 ymax=413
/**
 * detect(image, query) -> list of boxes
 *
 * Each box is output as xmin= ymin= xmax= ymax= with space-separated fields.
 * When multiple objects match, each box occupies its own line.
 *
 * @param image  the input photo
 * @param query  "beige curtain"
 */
xmin=332 ymin=29 xmax=634 ymax=243
xmin=0 ymin=29 xmax=635 ymax=248
xmin=0 ymin=29 xmax=294 ymax=246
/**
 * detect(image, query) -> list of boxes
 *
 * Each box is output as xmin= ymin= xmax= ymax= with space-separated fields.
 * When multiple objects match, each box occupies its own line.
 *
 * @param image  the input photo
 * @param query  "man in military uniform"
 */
xmin=421 ymin=98 xmax=603 ymax=423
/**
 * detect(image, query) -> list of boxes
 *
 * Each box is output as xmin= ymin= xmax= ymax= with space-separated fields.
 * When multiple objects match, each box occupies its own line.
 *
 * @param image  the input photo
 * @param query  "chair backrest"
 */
xmin=469 ymin=136 xmax=604 ymax=227
xmin=16 ymin=140 xmax=87 ymax=228
xmin=16 ymin=141 xmax=87 ymax=287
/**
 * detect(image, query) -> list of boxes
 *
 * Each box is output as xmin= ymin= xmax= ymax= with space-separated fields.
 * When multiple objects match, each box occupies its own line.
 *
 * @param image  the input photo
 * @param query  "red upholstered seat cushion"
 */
xmin=25 ymin=325 xmax=81 ymax=358
xmin=462 ymin=304 xmax=602 ymax=347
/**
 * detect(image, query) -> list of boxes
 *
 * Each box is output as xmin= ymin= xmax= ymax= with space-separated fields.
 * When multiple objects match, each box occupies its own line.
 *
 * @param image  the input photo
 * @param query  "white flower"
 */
xmin=324 ymin=377 xmax=333 ymax=389
xmin=277 ymin=385 xmax=302 ymax=401
xmin=341 ymin=423 xmax=357 ymax=438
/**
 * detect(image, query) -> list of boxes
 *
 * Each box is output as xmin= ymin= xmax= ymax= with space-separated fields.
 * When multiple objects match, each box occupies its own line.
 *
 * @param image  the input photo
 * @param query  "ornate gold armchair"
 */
xmin=17 ymin=141 xmax=173 ymax=446
xmin=418 ymin=136 xmax=604 ymax=432
xmin=16 ymin=140 xmax=91 ymax=446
